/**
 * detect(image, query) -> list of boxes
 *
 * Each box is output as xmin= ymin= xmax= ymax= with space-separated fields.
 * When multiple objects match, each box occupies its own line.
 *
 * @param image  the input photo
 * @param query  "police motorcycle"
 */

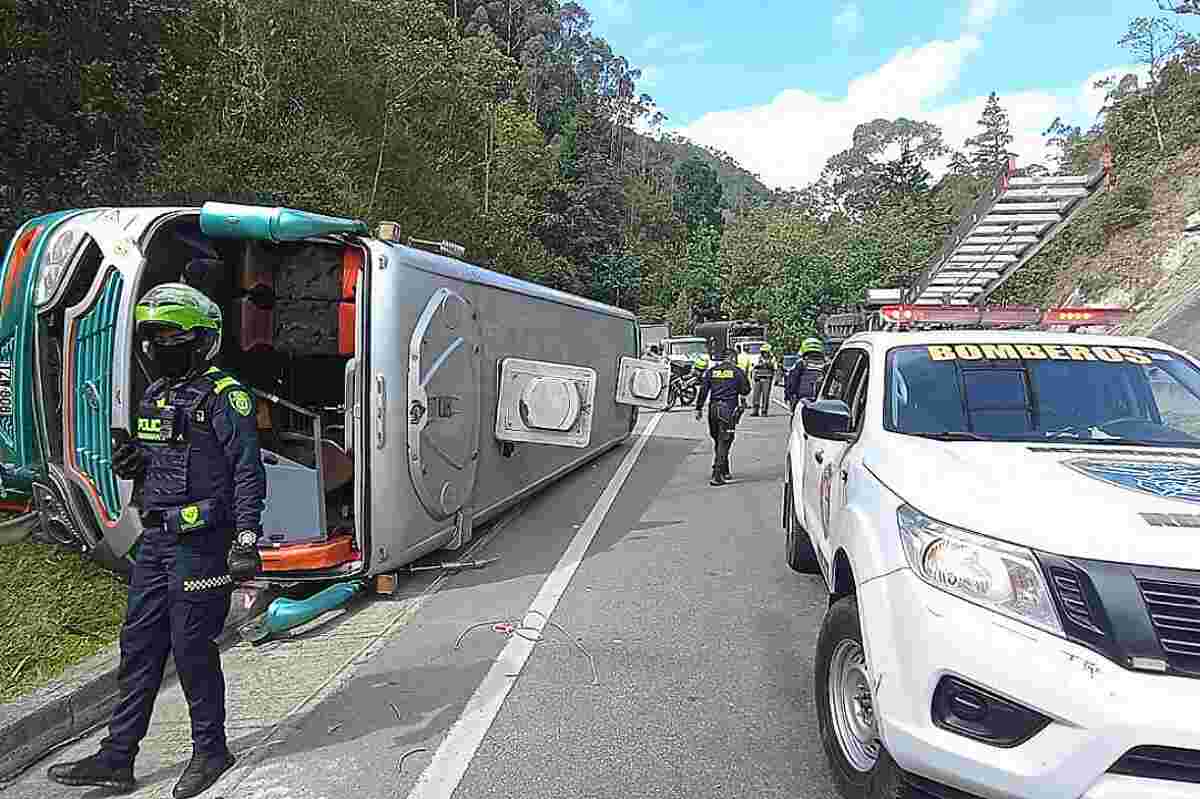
xmin=665 ymin=354 xmax=708 ymax=411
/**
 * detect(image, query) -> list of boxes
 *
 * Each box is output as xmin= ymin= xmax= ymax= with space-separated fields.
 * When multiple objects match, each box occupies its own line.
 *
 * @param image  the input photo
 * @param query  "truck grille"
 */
xmin=1139 ymin=579 xmax=1200 ymax=672
xmin=70 ymin=269 xmax=123 ymax=520
xmin=1109 ymin=745 xmax=1200 ymax=784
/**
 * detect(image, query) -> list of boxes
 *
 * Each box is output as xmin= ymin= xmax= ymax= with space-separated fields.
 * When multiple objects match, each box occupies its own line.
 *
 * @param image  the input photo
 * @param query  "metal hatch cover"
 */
xmin=495 ymin=358 xmax=597 ymax=448
xmin=615 ymin=356 xmax=670 ymax=411
xmin=407 ymin=288 xmax=482 ymax=521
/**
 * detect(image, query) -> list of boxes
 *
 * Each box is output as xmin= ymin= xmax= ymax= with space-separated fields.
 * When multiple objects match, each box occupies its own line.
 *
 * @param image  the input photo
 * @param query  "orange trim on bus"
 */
xmin=261 ymin=533 xmax=356 ymax=572
xmin=2 ymin=225 xmax=44 ymax=313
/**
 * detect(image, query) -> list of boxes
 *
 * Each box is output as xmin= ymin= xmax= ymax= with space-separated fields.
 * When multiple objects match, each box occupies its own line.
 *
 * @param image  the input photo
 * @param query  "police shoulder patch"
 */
xmin=227 ymin=389 xmax=254 ymax=417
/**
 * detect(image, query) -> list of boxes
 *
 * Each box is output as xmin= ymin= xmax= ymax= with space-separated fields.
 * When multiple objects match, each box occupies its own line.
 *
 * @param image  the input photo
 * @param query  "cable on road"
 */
xmin=453 ymin=609 xmax=600 ymax=685
xmin=398 ymin=747 xmax=428 ymax=774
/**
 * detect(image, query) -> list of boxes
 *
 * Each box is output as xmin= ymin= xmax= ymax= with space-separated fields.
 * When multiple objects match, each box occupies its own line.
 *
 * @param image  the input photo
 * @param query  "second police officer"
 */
xmin=695 ymin=347 xmax=751 ymax=486
xmin=48 ymin=282 xmax=267 ymax=799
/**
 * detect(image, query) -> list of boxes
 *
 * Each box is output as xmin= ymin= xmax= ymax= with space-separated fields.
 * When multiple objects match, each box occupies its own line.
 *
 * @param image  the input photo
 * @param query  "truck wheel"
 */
xmin=784 ymin=473 xmax=820 ymax=574
xmin=680 ymin=384 xmax=698 ymax=406
xmin=816 ymin=596 xmax=906 ymax=799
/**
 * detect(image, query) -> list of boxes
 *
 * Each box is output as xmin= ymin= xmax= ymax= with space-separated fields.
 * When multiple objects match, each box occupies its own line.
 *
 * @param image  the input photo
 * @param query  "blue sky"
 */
xmin=583 ymin=0 xmax=1187 ymax=189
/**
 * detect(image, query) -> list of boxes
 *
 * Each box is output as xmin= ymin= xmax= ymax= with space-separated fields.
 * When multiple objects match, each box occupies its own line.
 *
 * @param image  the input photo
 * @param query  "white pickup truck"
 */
xmin=784 ymin=308 xmax=1200 ymax=799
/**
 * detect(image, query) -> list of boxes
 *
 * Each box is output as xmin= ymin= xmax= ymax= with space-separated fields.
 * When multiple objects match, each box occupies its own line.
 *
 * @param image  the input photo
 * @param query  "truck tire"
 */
xmin=679 ymin=384 xmax=698 ymax=407
xmin=816 ymin=595 xmax=907 ymax=799
xmin=783 ymin=472 xmax=820 ymax=574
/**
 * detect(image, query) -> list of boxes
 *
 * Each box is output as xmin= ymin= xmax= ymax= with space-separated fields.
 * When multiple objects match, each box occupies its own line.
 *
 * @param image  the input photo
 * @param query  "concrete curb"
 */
xmin=0 ymin=585 xmax=271 ymax=783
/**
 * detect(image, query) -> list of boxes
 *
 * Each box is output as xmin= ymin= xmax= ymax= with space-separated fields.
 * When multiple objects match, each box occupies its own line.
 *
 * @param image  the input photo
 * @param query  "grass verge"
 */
xmin=0 ymin=539 xmax=127 ymax=702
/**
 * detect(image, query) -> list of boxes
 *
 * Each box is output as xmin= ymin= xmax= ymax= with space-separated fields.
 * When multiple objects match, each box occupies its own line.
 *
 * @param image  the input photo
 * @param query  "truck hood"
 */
xmin=866 ymin=434 xmax=1200 ymax=569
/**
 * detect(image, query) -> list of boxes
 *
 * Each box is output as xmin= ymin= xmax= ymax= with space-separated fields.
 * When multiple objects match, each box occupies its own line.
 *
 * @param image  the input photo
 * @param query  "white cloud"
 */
xmin=833 ymin=3 xmax=864 ymax=42
xmin=668 ymin=36 xmax=1145 ymax=191
xmin=965 ymin=0 xmax=1005 ymax=32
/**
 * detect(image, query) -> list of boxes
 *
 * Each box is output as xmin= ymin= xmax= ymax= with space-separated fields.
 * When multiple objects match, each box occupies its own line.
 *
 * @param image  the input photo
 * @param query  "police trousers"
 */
xmin=752 ymin=377 xmax=772 ymax=414
xmin=99 ymin=527 xmax=232 ymax=766
xmin=707 ymin=402 xmax=736 ymax=473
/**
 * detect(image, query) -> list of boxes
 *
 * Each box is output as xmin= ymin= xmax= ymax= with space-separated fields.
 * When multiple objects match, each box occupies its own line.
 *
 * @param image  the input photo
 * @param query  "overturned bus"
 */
xmin=0 ymin=203 xmax=671 ymax=585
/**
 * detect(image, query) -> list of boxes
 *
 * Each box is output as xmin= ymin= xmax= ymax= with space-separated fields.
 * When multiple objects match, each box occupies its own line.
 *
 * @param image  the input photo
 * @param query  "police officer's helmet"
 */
xmin=800 ymin=337 xmax=823 ymax=355
xmin=134 ymin=283 xmax=222 ymax=379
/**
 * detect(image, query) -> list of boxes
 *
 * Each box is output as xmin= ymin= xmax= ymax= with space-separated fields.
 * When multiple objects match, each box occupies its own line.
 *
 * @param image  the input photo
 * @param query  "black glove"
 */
xmin=228 ymin=530 xmax=263 ymax=581
xmin=111 ymin=442 xmax=145 ymax=480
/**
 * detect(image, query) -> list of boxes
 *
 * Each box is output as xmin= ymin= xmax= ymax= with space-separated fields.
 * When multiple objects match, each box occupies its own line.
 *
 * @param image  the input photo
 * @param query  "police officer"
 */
xmin=750 ymin=343 xmax=777 ymax=417
xmin=48 ymin=283 xmax=267 ymax=799
xmin=695 ymin=347 xmax=750 ymax=486
xmin=786 ymin=337 xmax=828 ymax=413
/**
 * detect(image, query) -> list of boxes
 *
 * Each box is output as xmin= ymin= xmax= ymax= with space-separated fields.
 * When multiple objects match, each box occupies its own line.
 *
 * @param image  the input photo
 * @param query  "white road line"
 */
xmin=406 ymin=411 xmax=665 ymax=799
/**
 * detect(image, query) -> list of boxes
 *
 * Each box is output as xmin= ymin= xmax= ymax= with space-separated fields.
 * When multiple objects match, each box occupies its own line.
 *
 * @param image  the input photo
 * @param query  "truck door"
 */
xmin=406 ymin=288 xmax=482 ymax=525
xmin=802 ymin=347 xmax=867 ymax=544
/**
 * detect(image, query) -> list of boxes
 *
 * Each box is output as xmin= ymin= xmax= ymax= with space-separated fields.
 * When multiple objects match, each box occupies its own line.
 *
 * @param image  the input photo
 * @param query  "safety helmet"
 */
xmin=800 ymin=337 xmax=823 ymax=355
xmin=134 ymin=283 xmax=222 ymax=379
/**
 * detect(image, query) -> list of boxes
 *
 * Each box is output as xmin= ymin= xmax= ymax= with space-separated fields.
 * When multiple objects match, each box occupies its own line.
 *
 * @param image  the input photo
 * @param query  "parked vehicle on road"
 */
xmin=639 ymin=322 xmax=670 ymax=356
xmin=784 ymin=302 xmax=1200 ymax=799
xmin=0 ymin=204 xmax=670 ymax=587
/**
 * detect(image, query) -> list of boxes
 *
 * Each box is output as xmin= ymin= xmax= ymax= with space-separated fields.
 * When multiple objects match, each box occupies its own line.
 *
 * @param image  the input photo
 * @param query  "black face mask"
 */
xmin=152 ymin=342 xmax=196 ymax=380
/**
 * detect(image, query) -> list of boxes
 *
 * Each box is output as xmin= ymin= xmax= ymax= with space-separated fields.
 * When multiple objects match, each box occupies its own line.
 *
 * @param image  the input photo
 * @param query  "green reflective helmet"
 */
xmin=135 ymin=283 xmax=223 ymax=374
xmin=800 ymin=337 xmax=823 ymax=355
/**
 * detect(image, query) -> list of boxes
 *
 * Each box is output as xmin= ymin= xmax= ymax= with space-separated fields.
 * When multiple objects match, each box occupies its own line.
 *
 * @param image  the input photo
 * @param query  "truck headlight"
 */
xmin=33 ymin=225 xmax=85 ymax=306
xmin=897 ymin=505 xmax=1062 ymax=636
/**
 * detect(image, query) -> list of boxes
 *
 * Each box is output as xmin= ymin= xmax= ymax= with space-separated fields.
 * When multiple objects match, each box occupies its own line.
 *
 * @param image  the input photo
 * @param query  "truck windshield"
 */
xmin=670 ymin=341 xmax=708 ymax=357
xmin=884 ymin=343 xmax=1200 ymax=446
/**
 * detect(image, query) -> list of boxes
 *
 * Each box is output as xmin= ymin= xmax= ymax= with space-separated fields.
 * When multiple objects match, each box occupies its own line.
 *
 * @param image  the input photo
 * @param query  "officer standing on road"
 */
xmin=695 ymin=347 xmax=750 ymax=486
xmin=48 ymin=283 xmax=267 ymax=799
xmin=750 ymin=343 xmax=777 ymax=417
xmin=786 ymin=337 xmax=828 ymax=413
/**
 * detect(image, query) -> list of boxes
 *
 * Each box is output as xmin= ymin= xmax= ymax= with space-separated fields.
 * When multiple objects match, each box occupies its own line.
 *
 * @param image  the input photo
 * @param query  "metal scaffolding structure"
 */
xmin=904 ymin=153 xmax=1111 ymax=306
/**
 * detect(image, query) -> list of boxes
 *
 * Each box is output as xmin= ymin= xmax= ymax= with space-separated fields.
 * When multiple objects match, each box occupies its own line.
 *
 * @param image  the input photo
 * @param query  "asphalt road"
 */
xmin=9 ymin=391 xmax=839 ymax=799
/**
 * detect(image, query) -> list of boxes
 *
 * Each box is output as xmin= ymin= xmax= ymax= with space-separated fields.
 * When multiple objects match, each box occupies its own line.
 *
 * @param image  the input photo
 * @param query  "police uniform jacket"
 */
xmin=135 ymin=367 xmax=267 ymax=591
xmin=696 ymin=359 xmax=751 ymax=409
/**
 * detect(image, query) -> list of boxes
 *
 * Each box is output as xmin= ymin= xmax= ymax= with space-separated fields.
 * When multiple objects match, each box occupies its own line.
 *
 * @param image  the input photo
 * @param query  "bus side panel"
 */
xmin=467 ymin=281 xmax=637 ymax=518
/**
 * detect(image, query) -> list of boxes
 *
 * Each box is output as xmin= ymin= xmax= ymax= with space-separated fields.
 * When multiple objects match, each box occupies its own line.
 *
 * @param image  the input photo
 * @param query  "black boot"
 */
xmin=710 ymin=468 xmax=725 ymax=486
xmin=47 ymin=753 xmax=135 ymax=792
xmin=173 ymin=752 xmax=235 ymax=799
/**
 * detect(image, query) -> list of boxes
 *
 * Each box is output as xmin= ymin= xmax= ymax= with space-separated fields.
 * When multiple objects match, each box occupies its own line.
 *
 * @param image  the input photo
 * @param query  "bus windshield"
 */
xmin=884 ymin=343 xmax=1200 ymax=446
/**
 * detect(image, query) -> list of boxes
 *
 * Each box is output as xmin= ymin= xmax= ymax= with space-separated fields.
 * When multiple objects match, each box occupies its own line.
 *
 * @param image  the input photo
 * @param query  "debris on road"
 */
xmin=407 ymin=555 xmax=500 ymax=573
xmin=453 ymin=609 xmax=600 ymax=685
xmin=398 ymin=747 xmax=427 ymax=774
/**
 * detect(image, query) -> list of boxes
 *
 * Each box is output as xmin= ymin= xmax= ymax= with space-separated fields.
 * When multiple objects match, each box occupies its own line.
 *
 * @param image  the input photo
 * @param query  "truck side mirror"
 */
xmin=802 ymin=399 xmax=853 ymax=441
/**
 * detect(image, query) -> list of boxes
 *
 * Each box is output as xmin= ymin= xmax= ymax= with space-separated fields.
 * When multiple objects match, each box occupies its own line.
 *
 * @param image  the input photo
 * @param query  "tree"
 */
xmin=1157 ymin=0 xmax=1199 ymax=14
xmin=1100 ymin=16 xmax=1195 ymax=153
xmin=964 ymin=92 xmax=1017 ymax=178
xmin=673 ymin=157 xmax=724 ymax=233
xmin=812 ymin=117 xmax=946 ymax=216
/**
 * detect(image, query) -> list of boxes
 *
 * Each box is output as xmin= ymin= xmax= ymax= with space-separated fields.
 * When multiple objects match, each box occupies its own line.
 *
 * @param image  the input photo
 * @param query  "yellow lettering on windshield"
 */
xmin=1119 ymin=347 xmax=1152 ymax=365
xmin=1065 ymin=346 xmax=1095 ymax=361
xmin=928 ymin=345 xmax=956 ymax=361
xmin=980 ymin=344 xmax=1019 ymax=360
xmin=922 ymin=343 xmax=1165 ymax=365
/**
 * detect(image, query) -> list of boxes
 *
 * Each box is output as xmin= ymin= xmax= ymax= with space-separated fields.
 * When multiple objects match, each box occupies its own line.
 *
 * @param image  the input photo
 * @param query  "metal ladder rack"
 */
xmin=905 ymin=152 xmax=1111 ymax=307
